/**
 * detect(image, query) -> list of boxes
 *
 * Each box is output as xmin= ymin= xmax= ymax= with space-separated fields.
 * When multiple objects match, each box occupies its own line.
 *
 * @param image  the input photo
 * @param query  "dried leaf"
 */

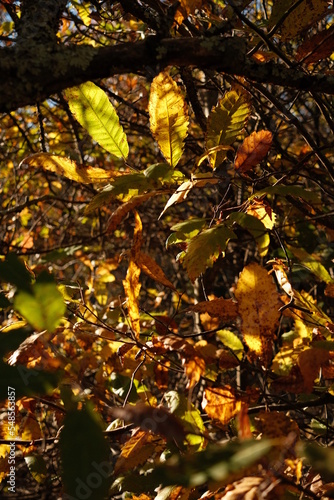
xmin=110 ymin=403 xmax=186 ymax=446
xmin=235 ymin=130 xmax=272 ymax=173
xmin=184 ymin=356 xmax=206 ymax=389
xmin=115 ymin=429 xmax=164 ymax=474
xmin=187 ymin=298 xmax=238 ymax=321
xmin=206 ymin=90 xmax=251 ymax=169
xmin=202 ymin=386 xmax=243 ymax=426
xmin=297 ymin=347 xmax=330 ymax=392
xmin=149 ymin=71 xmax=189 ymax=167
xmin=296 ymin=24 xmax=334 ymax=64
xmin=269 ymin=0 xmax=330 ymax=42
xmin=255 ymin=411 xmax=299 ymax=439
xmin=22 ymin=153 xmax=115 ymax=184
xmin=135 ymin=252 xmax=177 ymax=291
xmin=234 ymin=263 xmax=281 ymax=366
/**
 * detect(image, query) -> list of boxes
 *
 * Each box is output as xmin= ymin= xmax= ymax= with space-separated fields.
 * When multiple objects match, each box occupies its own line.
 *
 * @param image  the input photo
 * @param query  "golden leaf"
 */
xmin=202 ymin=386 xmax=243 ymax=426
xmin=115 ymin=430 xmax=163 ymax=474
xmin=123 ymin=260 xmax=141 ymax=339
xmin=184 ymin=355 xmax=206 ymax=389
xmin=247 ymin=198 xmax=276 ymax=229
xmin=235 ymin=263 xmax=281 ymax=366
xmin=22 ymin=153 xmax=115 ymax=184
xmin=149 ymin=71 xmax=189 ymax=167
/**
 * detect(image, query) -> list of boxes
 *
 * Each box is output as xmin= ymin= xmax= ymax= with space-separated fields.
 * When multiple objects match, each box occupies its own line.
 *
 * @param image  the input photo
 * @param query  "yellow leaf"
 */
xmin=202 ymin=386 xmax=243 ymax=425
xmin=115 ymin=430 xmax=163 ymax=474
xmin=22 ymin=153 xmax=116 ymax=184
xmin=136 ymin=252 xmax=177 ymax=291
xmin=175 ymin=0 xmax=203 ymax=24
xmin=123 ymin=259 xmax=141 ymax=339
xmin=247 ymin=198 xmax=276 ymax=230
xmin=235 ymin=263 xmax=281 ymax=366
xmin=185 ymin=356 xmax=206 ymax=389
xmin=149 ymin=71 xmax=189 ymax=168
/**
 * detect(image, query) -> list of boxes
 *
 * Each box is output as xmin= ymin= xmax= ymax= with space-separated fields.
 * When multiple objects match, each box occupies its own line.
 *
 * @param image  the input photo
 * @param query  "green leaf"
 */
xmin=65 ymin=81 xmax=129 ymax=159
xmin=25 ymin=455 xmax=48 ymax=483
xmin=183 ymin=225 xmax=236 ymax=282
xmin=206 ymin=90 xmax=251 ymax=169
xmin=216 ymin=329 xmax=244 ymax=359
xmin=0 ymin=253 xmax=33 ymax=292
xmin=165 ymin=390 xmax=206 ymax=451
xmin=60 ymin=403 xmax=111 ymax=500
xmin=228 ymin=212 xmax=270 ymax=257
xmin=253 ymin=185 xmax=320 ymax=203
xmin=144 ymin=163 xmax=176 ymax=183
xmin=287 ymin=245 xmax=334 ymax=284
xmin=14 ymin=272 xmax=66 ymax=332
xmin=0 ymin=361 xmax=60 ymax=400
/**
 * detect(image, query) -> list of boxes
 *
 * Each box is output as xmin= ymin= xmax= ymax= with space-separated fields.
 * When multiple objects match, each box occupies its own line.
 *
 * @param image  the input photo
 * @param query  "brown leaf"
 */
xmin=297 ymin=347 xmax=330 ymax=392
xmin=187 ymin=298 xmax=238 ymax=321
xmin=255 ymin=411 xmax=299 ymax=440
xmin=235 ymin=130 xmax=272 ymax=173
xmin=107 ymin=192 xmax=157 ymax=232
xmin=110 ymin=403 xmax=186 ymax=446
xmin=296 ymin=24 xmax=334 ymax=64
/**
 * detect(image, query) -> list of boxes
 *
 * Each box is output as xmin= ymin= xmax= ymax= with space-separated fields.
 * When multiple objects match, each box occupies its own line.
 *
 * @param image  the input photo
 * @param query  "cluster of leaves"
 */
xmin=1 ymin=0 xmax=334 ymax=499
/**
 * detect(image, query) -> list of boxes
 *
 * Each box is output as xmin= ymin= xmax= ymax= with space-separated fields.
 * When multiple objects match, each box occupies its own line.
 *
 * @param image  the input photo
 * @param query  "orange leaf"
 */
xmin=107 ymin=193 xmax=157 ymax=232
xmin=135 ymin=252 xmax=176 ymax=291
xmin=123 ymin=259 xmax=141 ymax=339
xmin=115 ymin=429 xmax=163 ymax=474
xmin=297 ymin=347 xmax=330 ymax=393
xmin=296 ymin=25 xmax=334 ymax=64
xmin=184 ymin=356 xmax=206 ymax=389
xmin=235 ymin=130 xmax=272 ymax=173
xmin=202 ymin=386 xmax=243 ymax=426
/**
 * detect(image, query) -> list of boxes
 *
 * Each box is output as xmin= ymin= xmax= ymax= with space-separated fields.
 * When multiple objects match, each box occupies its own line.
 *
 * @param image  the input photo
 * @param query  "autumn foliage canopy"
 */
xmin=1 ymin=0 xmax=334 ymax=498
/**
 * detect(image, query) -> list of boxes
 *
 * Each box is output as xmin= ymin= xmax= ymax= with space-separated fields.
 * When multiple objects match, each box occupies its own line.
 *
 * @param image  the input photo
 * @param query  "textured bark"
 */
xmin=2 ymin=1 xmax=334 ymax=112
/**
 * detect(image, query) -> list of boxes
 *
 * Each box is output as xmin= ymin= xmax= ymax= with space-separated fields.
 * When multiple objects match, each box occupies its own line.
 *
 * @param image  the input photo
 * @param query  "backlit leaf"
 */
xmin=149 ymin=71 xmax=189 ymax=167
xmin=22 ymin=153 xmax=115 ymax=184
xmin=228 ymin=212 xmax=270 ymax=257
xmin=107 ymin=192 xmax=157 ymax=232
xmin=235 ymin=130 xmax=272 ymax=173
xmin=183 ymin=225 xmax=236 ymax=282
xmin=246 ymin=198 xmax=276 ymax=230
xmin=234 ymin=263 xmax=281 ymax=365
xmin=14 ymin=272 xmax=66 ymax=332
xmin=115 ymin=430 xmax=164 ymax=474
xmin=287 ymin=245 xmax=334 ymax=284
xmin=65 ymin=81 xmax=129 ymax=159
xmin=202 ymin=386 xmax=243 ymax=425
xmin=206 ymin=90 xmax=251 ymax=169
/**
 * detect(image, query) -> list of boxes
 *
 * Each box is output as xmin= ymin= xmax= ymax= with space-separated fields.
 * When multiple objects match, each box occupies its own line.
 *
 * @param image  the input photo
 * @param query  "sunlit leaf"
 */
xmin=187 ymin=298 xmax=238 ymax=321
xmin=216 ymin=329 xmax=244 ymax=359
xmin=22 ymin=153 xmax=115 ymax=184
xmin=234 ymin=263 xmax=281 ymax=365
xmin=107 ymin=192 xmax=157 ymax=232
xmin=183 ymin=224 xmax=236 ymax=282
xmin=235 ymin=130 xmax=272 ymax=173
xmin=65 ymin=81 xmax=129 ymax=159
xmin=115 ymin=430 xmax=164 ymax=474
xmin=206 ymin=90 xmax=251 ymax=169
xmin=149 ymin=71 xmax=189 ymax=167
xmin=246 ymin=198 xmax=276 ymax=229
xmin=202 ymin=386 xmax=243 ymax=425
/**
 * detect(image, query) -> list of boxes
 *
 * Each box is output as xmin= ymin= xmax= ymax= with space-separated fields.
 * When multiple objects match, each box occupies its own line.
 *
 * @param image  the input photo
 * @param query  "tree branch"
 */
xmin=3 ymin=34 xmax=334 ymax=113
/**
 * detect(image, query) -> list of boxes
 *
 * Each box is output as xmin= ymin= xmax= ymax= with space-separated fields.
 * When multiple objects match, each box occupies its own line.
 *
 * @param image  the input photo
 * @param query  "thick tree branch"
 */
xmin=3 ymin=35 xmax=334 ymax=113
